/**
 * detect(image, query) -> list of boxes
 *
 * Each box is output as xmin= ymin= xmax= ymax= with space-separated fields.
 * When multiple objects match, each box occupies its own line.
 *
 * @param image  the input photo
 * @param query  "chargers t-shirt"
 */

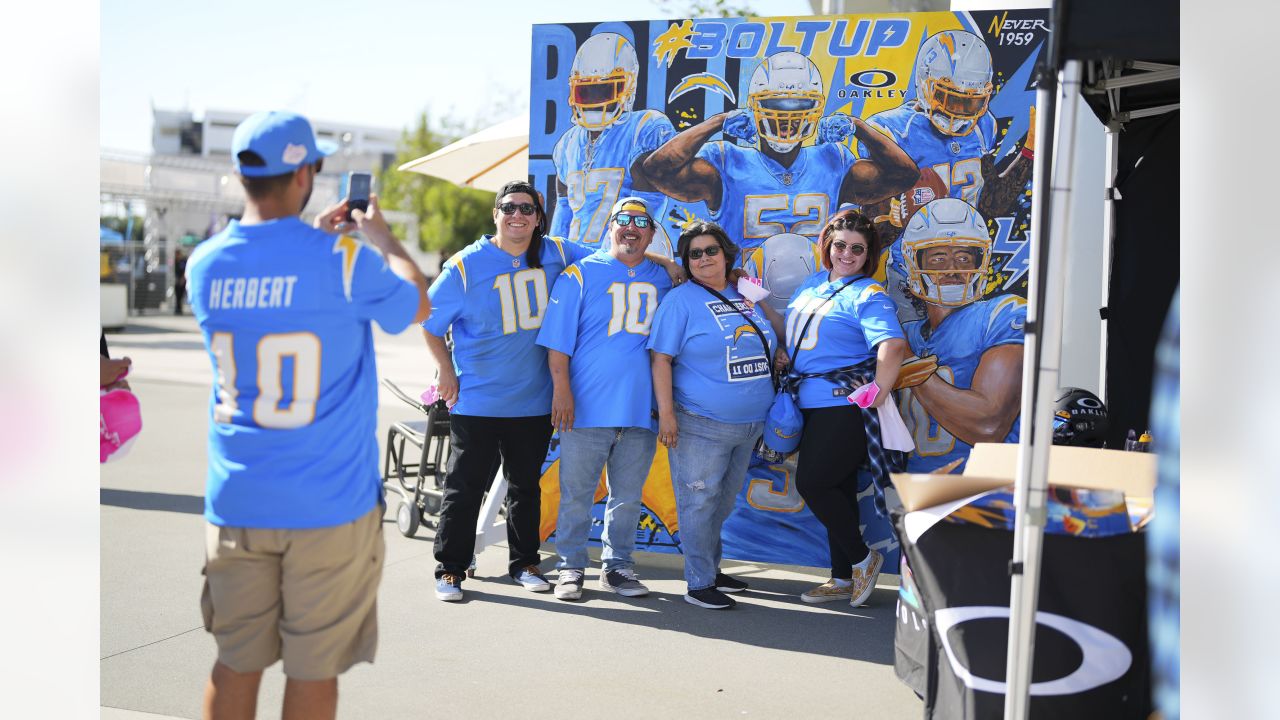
xmin=424 ymin=235 xmax=594 ymax=417
xmin=647 ymin=282 xmax=777 ymax=424
xmin=537 ymin=253 xmax=673 ymax=429
xmin=785 ymin=271 xmax=904 ymax=409
xmin=187 ymin=217 xmax=420 ymax=528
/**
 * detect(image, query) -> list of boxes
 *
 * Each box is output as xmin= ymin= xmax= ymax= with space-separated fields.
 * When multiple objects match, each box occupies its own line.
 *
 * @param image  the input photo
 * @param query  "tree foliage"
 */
xmin=377 ymin=112 xmax=495 ymax=256
xmin=654 ymin=0 xmax=757 ymax=17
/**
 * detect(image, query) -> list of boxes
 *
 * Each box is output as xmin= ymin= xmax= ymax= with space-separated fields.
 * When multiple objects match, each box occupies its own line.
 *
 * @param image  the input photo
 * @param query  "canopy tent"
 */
xmin=1005 ymin=0 xmax=1178 ymax=717
xmin=398 ymin=116 xmax=528 ymax=193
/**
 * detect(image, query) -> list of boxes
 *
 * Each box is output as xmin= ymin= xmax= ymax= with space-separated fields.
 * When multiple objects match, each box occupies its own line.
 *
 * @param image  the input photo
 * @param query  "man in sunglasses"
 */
xmin=187 ymin=110 xmax=431 ymax=718
xmin=537 ymin=196 xmax=674 ymax=600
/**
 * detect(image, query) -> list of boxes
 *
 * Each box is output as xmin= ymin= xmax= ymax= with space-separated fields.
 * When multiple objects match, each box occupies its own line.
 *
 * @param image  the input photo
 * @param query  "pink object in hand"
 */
xmin=848 ymin=381 xmax=880 ymax=409
xmin=421 ymin=385 xmax=456 ymax=409
xmin=101 ymin=389 xmax=142 ymax=463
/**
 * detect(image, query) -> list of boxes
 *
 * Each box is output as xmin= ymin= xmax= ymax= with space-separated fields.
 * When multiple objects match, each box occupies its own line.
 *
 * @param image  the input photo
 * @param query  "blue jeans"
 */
xmin=555 ymin=426 xmax=657 ymax=572
xmin=667 ymin=407 xmax=762 ymax=591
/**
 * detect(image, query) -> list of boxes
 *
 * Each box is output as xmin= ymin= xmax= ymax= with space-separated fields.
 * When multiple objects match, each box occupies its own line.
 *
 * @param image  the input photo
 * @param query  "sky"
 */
xmin=101 ymin=0 xmax=812 ymax=153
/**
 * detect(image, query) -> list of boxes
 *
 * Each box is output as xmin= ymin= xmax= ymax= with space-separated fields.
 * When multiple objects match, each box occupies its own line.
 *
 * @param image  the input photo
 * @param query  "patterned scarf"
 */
xmin=781 ymin=356 xmax=906 ymax=519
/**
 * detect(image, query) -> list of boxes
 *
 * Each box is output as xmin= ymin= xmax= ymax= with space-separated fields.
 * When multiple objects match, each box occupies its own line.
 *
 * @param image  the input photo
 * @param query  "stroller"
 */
xmin=380 ymin=379 xmax=451 ymax=538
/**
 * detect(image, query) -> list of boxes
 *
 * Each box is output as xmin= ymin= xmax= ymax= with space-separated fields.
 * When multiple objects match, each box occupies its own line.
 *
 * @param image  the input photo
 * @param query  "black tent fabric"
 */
xmin=1103 ymin=111 xmax=1179 ymax=449
xmin=1048 ymin=0 xmax=1179 ymax=448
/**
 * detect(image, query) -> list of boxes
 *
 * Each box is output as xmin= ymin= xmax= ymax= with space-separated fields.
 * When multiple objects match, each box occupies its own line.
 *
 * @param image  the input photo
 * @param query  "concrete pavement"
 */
xmin=100 ymin=314 xmax=923 ymax=720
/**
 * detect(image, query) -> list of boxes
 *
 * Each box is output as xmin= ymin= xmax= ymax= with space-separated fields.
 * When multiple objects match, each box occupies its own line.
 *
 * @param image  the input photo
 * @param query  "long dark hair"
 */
xmin=676 ymin=222 xmax=738 ymax=283
xmin=495 ymin=180 xmax=548 ymax=269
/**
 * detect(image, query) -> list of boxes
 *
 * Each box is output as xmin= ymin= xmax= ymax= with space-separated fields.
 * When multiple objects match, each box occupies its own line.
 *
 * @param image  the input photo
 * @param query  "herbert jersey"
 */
xmin=186 ymin=217 xmax=420 ymax=529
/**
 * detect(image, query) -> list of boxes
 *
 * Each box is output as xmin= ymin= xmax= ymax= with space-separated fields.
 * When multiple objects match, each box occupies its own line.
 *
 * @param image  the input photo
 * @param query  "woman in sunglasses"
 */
xmin=783 ymin=209 xmax=907 ymax=608
xmin=647 ymin=222 xmax=784 ymax=609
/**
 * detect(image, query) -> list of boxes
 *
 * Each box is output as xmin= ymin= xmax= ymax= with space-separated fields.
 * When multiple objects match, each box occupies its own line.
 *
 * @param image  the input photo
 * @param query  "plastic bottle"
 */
xmin=1124 ymin=429 xmax=1138 ymax=452
xmin=1137 ymin=430 xmax=1152 ymax=453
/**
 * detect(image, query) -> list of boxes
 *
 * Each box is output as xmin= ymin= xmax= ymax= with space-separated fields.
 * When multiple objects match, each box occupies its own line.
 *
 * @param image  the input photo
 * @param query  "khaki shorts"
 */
xmin=201 ymin=505 xmax=384 ymax=680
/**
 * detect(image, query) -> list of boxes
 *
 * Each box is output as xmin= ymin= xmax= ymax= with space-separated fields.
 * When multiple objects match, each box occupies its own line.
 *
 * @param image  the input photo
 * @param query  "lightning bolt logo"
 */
xmin=732 ymin=324 xmax=758 ymax=345
xmin=652 ymin=20 xmax=696 ymax=68
xmin=333 ymin=234 xmax=360 ymax=302
xmin=667 ymin=72 xmax=737 ymax=105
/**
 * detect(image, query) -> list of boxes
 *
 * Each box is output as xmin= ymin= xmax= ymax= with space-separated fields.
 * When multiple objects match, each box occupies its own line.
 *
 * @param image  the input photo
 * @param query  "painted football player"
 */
xmin=644 ymin=50 xmax=918 ymax=307
xmin=551 ymin=32 xmax=677 ymax=256
xmin=891 ymin=198 xmax=1026 ymax=474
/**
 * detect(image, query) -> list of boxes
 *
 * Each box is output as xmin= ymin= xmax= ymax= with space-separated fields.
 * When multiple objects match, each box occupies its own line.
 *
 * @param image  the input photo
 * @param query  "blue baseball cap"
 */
xmin=231 ymin=111 xmax=337 ymax=177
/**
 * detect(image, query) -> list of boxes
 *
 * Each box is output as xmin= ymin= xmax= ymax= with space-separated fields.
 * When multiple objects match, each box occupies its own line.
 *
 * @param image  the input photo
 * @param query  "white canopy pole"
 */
xmin=1004 ymin=59 xmax=1084 ymax=720
xmin=1099 ymin=119 xmax=1121 ymax=401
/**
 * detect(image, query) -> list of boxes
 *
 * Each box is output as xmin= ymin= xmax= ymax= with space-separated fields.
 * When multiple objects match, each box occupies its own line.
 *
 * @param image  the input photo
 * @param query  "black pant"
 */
xmin=795 ymin=405 xmax=871 ymax=579
xmin=433 ymin=414 xmax=553 ymax=580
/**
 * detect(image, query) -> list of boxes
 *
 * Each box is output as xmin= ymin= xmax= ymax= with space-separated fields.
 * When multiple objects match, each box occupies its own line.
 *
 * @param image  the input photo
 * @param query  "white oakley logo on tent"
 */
xmin=934 ymin=605 xmax=1132 ymax=696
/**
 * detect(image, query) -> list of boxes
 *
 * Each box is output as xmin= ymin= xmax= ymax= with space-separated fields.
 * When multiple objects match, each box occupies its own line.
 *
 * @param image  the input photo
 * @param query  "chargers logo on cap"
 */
xmin=282 ymin=143 xmax=308 ymax=165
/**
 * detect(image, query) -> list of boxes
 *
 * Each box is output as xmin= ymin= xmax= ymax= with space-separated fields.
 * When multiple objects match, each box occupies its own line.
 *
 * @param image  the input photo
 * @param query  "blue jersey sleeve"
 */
xmin=341 ymin=236 xmax=419 ymax=333
xmin=982 ymin=295 xmax=1028 ymax=348
xmin=646 ymin=291 xmax=689 ymax=357
xmin=422 ymin=254 xmax=466 ymax=336
xmin=854 ymin=281 xmax=905 ymax=348
xmin=536 ymin=264 xmax=585 ymax=356
xmin=550 ymin=237 xmax=595 ymax=266
xmin=630 ymin=111 xmax=676 ymax=168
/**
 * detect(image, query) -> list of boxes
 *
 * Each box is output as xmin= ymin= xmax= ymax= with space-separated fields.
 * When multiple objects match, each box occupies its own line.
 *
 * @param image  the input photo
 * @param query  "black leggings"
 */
xmin=795 ymin=405 xmax=870 ymax=579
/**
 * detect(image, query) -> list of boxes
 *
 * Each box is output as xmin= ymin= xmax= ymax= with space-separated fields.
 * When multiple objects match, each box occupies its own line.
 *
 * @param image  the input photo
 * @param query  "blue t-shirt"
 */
xmin=552 ymin=109 xmax=675 ymax=247
xmin=647 ymin=282 xmax=777 ymax=424
xmin=899 ymin=294 xmax=1026 ymax=472
xmin=186 ymin=217 xmax=420 ymax=529
xmin=697 ymin=140 xmax=856 ymax=254
xmin=536 ymin=253 xmax=673 ymax=429
xmin=424 ymin=235 xmax=594 ymax=417
xmin=784 ymin=271 xmax=904 ymax=409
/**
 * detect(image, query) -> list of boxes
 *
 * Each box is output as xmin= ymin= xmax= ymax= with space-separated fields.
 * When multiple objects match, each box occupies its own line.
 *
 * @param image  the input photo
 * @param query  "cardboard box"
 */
xmin=890 ymin=443 xmax=1157 ymax=513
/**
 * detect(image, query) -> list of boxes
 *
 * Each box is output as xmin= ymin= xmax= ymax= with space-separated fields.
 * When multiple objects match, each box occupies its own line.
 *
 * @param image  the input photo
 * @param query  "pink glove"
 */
xmin=421 ymin=385 xmax=456 ymax=409
xmin=101 ymin=388 xmax=142 ymax=463
xmin=847 ymin=381 xmax=880 ymax=409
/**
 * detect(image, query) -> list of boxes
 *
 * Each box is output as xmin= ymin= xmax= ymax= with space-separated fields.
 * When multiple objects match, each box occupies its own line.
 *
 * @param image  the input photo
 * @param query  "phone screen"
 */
xmin=348 ymin=173 xmax=371 ymax=201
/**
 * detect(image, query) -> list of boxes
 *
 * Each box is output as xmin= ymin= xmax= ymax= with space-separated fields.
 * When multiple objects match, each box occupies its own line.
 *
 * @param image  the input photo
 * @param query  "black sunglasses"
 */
xmin=613 ymin=213 xmax=651 ymax=228
xmin=498 ymin=202 xmax=537 ymax=216
xmin=688 ymin=245 xmax=722 ymax=260
xmin=832 ymin=240 xmax=866 ymax=255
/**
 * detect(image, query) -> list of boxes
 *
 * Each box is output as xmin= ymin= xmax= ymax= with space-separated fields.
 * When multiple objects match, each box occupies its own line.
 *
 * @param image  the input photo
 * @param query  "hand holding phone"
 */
xmin=345 ymin=172 xmax=371 ymax=220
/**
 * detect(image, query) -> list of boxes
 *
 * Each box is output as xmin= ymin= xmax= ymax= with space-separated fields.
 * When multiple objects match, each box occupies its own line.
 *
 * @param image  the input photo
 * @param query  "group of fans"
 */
xmin=183 ymin=27 xmax=1064 ymax=720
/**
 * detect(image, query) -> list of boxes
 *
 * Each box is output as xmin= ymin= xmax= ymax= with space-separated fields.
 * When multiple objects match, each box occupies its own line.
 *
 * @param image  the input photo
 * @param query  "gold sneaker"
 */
xmin=801 ymin=579 xmax=855 ymax=603
xmin=849 ymin=549 xmax=884 ymax=607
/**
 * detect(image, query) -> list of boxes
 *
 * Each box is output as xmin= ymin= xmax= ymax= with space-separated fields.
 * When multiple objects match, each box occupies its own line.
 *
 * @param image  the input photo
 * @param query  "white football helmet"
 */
xmin=914 ymin=30 xmax=994 ymax=137
xmin=752 ymin=232 xmax=818 ymax=314
xmin=569 ymin=33 xmax=639 ymax=130
xmin=900 ymin=198 xmax=991 ymax=307
xmin=748 ymin=52 xmax=825 ymax=153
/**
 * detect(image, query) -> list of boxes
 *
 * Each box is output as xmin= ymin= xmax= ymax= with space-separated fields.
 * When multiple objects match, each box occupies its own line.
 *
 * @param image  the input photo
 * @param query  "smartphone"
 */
xmin=344 ymin=172 xmax=371 ymax=220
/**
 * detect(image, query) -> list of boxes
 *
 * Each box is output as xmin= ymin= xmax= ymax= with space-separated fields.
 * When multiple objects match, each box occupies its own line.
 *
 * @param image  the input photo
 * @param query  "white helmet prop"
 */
xmin=757 ymin=232 xmax=817 ymax=313
xmin=914 ymin=30 xmax=994 ymax=137
xmin=901 ymin=198 xmax=991 ymax=307
xmin=569 ymin=33 xmax=639 ymax=130
xmin=748 ymin=52 xmax=825 ymax=153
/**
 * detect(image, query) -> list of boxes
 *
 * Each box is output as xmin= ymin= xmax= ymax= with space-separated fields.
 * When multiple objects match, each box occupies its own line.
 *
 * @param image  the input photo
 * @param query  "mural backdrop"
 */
xmin=531 ymin=9 xmax=1047 ymax=568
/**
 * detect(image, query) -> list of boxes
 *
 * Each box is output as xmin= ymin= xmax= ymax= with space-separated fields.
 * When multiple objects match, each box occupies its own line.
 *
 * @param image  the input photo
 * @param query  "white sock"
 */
xmin=832 ymin=578 xmax=853 ymax=588
xmin=854 ymin=551 xmax=878 ymax=570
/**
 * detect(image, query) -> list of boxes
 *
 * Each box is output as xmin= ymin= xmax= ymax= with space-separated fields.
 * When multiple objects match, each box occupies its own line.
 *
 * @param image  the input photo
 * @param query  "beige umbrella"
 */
xmin=397 ymin=116 xmax=529 ymax=193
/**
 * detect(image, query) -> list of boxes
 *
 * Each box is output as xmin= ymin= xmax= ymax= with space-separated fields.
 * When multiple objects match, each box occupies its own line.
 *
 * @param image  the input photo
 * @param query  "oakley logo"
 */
xmin=934 ymin=606 xmax=1131 ymax=696
xmin=848 ymin=69 xmax=898 ymax=88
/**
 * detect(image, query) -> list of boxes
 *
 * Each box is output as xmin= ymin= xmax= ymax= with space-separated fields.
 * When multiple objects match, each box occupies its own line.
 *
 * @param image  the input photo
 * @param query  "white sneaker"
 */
xmin=555 ymin=569 xmax=584 ymax=601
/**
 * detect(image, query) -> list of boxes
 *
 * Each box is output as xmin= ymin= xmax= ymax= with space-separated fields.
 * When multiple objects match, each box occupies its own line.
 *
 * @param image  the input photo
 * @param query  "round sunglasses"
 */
xmin=832 ymin=240 xmax=867 ymax=255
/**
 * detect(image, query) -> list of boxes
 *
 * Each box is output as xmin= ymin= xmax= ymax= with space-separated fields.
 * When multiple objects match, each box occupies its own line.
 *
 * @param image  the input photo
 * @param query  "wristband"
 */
xmin=1020 ymin=146 xmax=1035 ymax=161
